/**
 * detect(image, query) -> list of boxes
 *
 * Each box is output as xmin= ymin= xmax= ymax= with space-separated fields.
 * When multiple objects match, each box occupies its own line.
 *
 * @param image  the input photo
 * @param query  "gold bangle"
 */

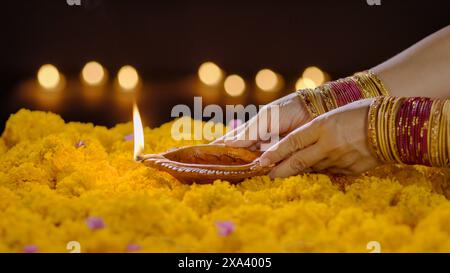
xmin=352 ymin=75 xmax=371 ymax=99
xmin=296 ymin=89 xmax=319 ymax=118
xmin=429 ymin=99 xmax=443 ymax=167
xmin=388 ymin=97 xmax=403 ymax=163
xmin=318 ymin=84 xmax=335 ymax=112
xmin=382 ymin=97 xmax=393 ymax=161
xmin=377 ymin=96 xmax=386 ymax=161
xmin=383 ymin=97 xmax=397 ymax=162
xmin=367 ymin=70 xmax=390 ymax=96
xmin=445 ymin=100 xmax=450 ymax=167
xmin=439 ymin=100 xmax=449 ymax=166
xmin=367 ymin=75 xmax=381 ymax=97
xmin=313 ymin=87 xmax=327 ymax=114
xmin=378 ymin=97 xmax=390 ymax=161
xmin=297 ymin=71 xmax=390 ymax=122
xmin=354 ymin=72 xmax=381 ymax=98
xmin=327 ymin=83 xmax=339 ymax=109
xmin=368 ymin=97 xmax=384 ymax=161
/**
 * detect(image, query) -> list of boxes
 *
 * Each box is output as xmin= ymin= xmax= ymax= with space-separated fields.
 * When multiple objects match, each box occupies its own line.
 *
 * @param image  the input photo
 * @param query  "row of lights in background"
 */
xmin=37 ymin=62 xmax=140 ymax=91
xmin=197 ymin=61 xmax=329 ymax=97
xmin=36 ymin=61 xmax=329 ymax=97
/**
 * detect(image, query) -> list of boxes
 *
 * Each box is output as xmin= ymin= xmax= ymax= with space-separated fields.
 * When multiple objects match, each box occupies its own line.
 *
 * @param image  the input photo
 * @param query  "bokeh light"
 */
xmin=37 ymin=64 xmax=60 ymax=90
xmin=198 ymin=62 xmax=223 ymax=86
xmin=295 ymin=77 xmax=317 ymax=90
xmin=255 ymin=69 xmax=279 ymax=92
xmin=302 ymin=66 xmax=325 ymax=86
xmin=82 ymin=61 xmax=105 ymax=86
xmin=224 ymin=74 xmax=245 ymax=97
xmin=117 ymin=65 xmax=139 ymax=90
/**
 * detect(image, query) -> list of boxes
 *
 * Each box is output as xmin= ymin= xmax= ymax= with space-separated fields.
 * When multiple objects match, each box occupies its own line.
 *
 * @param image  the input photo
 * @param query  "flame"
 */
xmin=133 ymin=103 xmax=144 ymax=160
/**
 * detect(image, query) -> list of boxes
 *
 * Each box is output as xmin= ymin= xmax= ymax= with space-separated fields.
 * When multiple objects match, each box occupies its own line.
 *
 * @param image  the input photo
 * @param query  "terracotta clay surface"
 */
xmin=138 ymin=144 xmax=272 ymax=184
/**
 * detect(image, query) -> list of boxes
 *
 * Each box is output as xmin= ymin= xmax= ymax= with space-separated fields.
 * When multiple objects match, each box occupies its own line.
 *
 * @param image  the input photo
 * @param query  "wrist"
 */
xmin=367 ymin=96 xmax=449 ymax=167
xmin=295 ymin=70 xmax=390 ymax=118
xmin=294 ymin=94 xmax=313 ymax=124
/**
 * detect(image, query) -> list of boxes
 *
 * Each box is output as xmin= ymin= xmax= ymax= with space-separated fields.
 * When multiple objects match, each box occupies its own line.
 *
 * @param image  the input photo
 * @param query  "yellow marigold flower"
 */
xmin=0 ymin=109 xmax=449 ymax=252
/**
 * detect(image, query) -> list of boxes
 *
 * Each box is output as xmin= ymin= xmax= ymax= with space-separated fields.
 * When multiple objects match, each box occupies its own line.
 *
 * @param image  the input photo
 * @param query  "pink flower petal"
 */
xmin=126 ymin=243 xmax=141 ymax=252
xmin=124 ymin=134 xmax=133 ymax=141
xmin=23 ymin=245 xmax=38 ymax=253
xmin=75 ymin=140 xmax=86 ymax=148
xmin=86 ymin=216 xmax=105 ymax=230
xmin=215 ymin=220 xmax=235 ymax=236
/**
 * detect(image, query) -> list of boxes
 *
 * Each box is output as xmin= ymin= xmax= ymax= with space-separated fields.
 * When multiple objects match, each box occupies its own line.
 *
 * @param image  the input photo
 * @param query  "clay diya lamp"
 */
xmin=137 ymin=144 xmax=272 ymax=184
xmin=133 ymin=104 xmax=272 ymax=184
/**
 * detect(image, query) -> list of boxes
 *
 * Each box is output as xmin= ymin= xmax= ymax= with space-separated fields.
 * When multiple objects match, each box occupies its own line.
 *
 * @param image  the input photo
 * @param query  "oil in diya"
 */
xmin=132 ymin=103 xmax=272 ymax=184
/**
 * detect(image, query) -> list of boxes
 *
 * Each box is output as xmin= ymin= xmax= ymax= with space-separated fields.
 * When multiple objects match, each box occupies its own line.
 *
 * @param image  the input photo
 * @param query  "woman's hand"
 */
xmin=259 ymin=98 xmax=381 ymax=178
xmin=212 ymin=92 xmax=312 ymax=149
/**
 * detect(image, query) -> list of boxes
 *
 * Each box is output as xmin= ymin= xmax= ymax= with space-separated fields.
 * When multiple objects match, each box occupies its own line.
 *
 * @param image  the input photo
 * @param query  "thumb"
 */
xmin=259 ymin=119 xmax=321 ymax=167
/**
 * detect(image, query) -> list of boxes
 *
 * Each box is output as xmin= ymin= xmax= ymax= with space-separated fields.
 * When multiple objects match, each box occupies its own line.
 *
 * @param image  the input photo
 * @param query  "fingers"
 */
xmin=327 ymin=157 xmax=380 ymax=175
xmin=327 ymin=168 xmax=354 ymax=175
xmin=225 ymin=127 xmax=259 ymax=148
xmin=268 ymin=143 xmax=326 ymax=178
xmin=211 ymin=121 xmax=248 ymax=144
xmin=312 ymin=152 xmax=359 ymax=171
xmin=213 ymin=105 xmax=281 ymax=148
xmin=247 ymin=142 xmax=260 ymax=151
xmin=212 ymin=114 xmax=262 ymax=147
xmin=225 ymin=107 xmax=274 ymax=148
xmin=334 ymin=152 xmax=360 ymax=169
xmin=311 ymin=158 xmax=333 ymax=171
xmin=346 ymin=157 xmax=380 ymax=174
xmin=259 ymin=119 xmax=321 ymax=167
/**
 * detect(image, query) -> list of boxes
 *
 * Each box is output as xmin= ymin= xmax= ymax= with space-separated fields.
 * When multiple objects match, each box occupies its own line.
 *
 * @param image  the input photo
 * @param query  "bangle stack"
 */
xmin=368 ymin=96 xmax=449 ymax=168
xmin=296 ymin=70 xmax=389 ymax=118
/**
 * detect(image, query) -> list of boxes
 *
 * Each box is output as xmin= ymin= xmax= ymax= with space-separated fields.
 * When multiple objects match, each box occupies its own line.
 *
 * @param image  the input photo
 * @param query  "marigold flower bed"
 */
xmin=0 ymin=109 xmax=449 ymax=252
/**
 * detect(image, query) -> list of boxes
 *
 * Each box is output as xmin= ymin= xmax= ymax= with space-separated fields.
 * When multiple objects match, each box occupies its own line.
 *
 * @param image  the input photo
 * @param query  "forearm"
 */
xmin=372 ymin=25 xmax=450 ymax=99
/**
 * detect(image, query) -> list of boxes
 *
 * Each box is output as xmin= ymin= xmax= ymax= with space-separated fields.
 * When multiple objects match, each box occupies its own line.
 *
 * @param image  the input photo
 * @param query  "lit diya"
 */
xmin=133 ymin=104 xmax=272 ymax=184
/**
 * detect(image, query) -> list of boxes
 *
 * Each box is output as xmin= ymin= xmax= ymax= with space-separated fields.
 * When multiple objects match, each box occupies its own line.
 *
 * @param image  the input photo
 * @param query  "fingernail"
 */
xmin=259 ymin=158 xmax=270 ymax=167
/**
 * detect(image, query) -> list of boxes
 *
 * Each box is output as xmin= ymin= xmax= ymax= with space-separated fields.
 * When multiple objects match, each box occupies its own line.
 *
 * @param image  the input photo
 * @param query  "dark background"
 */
xmin=0 ymin=0 xmax=449 ymax=130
